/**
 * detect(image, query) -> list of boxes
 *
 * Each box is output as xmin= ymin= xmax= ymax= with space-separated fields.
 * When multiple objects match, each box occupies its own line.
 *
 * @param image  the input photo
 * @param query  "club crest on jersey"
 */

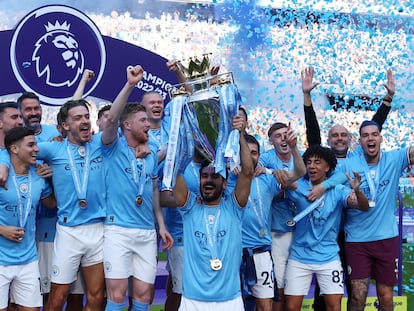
xmin=10 ymin=5 xmax=106 ymax=105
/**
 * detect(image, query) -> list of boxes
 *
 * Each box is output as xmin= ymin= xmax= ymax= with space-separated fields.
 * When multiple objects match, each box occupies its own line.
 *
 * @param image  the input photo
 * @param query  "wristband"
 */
xmin=383 ymin=94 xmax=393 ymax=102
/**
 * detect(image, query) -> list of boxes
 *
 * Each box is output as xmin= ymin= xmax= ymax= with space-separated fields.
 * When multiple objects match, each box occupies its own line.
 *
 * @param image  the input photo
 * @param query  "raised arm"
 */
xmin=301 ymin=67 xmax=321 ymax=146
xmin=287 ymin=125 xmax=306 ymax=181
xmin=233 ymin=115 xmax=254 ymax=207
xmin=166 ymin=59 xmax=192 ymax=94
xmin=409 ymin=146 xmax=414 ymax=165
xmin=173 ymin=174 xmax=189 ymax=208
xmin=72 ymin=69 xmax=95 ymax=100
xmin=372 ymin=69 xmax=395 ymax=128
xmin=101 ymin=65 xmax=144 ymax=145
xmin=160 ymin=190 xmax=178 ymax=208
xmin=273 ymin=125 xmax=306 ymax=187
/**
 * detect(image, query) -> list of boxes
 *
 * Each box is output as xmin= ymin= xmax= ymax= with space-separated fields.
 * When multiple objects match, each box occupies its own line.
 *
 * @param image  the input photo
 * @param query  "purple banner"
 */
xmin=0 ymin=5 xmax=178 ymax=105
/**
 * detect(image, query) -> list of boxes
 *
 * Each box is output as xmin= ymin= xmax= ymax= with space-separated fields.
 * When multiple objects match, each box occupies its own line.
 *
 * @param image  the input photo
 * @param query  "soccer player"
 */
xmin=284 ymin=145 xmax=369 ymax=311
xmin=240 ymin=131 xmax=306 ymax=311
xmin=0 ymin=126 xmax=56 ymax=310
xmin=37 ymin=99 xmax=106 ymax=311
xmin=173 ymin=114 xmax=253 ymax=310
xmin=340 ymin=120 xmax=414 ymax=311
xmin=101 ymin=65 xmax=173 ymax=311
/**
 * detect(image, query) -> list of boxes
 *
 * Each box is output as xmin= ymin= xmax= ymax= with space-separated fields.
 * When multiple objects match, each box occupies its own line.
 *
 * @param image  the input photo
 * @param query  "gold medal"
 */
xmin=286 ymin=219 xmax=296 ymax=227
xmin=135 ymin=196 xmax=143 ymax=206
xmin=259 ymin=229 xmax=266 ymax=237
xmin=78 ymin=199 xmax=88 ymax=209
xmin=210 ymin=258 xmax=222 ymax=271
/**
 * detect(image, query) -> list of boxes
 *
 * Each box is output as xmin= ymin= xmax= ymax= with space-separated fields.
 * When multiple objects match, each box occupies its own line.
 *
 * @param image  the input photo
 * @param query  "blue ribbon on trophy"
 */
xmin=162 ymin=95 xmax=186 ymax=189
xmin=215 ymin=84 xmax=242 ymax=176
xmin=163 ymin=54 xmax=241 ymax=187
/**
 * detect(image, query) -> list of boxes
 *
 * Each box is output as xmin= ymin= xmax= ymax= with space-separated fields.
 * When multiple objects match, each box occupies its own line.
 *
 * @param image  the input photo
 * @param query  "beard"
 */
xmin=200 ymin=183 xmax=224 ymax=203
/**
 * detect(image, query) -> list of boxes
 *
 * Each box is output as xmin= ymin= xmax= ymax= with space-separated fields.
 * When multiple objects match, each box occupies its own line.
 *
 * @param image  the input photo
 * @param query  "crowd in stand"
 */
xmin=1 ymin=5 xmax=413 ymax=152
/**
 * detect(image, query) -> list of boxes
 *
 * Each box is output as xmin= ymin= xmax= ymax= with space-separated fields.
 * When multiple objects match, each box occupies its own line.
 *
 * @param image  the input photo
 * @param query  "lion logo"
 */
xmin=32 ymin=21 xmax=84 ymax=87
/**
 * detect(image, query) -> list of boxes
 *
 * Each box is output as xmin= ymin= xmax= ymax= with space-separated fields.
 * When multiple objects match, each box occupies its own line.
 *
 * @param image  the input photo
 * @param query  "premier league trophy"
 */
xmin=162 ymin=54 xmax=242 ymax=189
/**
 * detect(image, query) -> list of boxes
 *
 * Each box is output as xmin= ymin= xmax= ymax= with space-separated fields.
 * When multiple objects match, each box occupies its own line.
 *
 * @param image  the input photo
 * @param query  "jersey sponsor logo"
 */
xmin=194 ymin=230 xmax=227 ymax=247
xmin=64 ymin=155 xmax=104 ymax=170
xmin=5 ymin=205 xmax=18 ymax=212
xmin=10 ymin=5 xmax=105 ymax=105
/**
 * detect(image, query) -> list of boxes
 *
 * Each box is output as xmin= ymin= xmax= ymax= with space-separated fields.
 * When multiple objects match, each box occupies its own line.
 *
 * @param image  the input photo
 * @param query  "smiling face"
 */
xmin=327 ymin=125 xmax=350 ymax=158
xmin=19 ymin=135 xmax=39 ymax=166
xmin=141 ymin=92 xmax=164 ymax=128
xmin=126 ymin=110 xmax=151 ymax=144
xmin=359 ymin=124 xmax=382 ymax=164
xmin=20 ymin=98 xmax=42 ymax=133
xmin=63 ymin=105 xmax=91 ymax=145
xmin=269 ymin=127 xmax=290 ymax=157
xmin=199 ymin=165 xmax=227 ymax=204
xmin=0 ymin=107 xmax=24 ymax=135
xmin=306 ymin=155 xmax=331 ymax=185
xmin=10 ymin=134 xmax=39 ymax=167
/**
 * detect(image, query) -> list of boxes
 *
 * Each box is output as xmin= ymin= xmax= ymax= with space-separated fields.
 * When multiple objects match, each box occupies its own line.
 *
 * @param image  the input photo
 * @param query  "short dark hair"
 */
xmin=0 ymin=102 xmax=20 ymax=121
xmin=17 ymin=92 xmax=39 ymax=109
xmin=0 ymin=101 xmax=19 ymax=114
xmin=120 ymin=103 xmax=146 ymax=131
xmin=199 ymin=159 xmax=228 ymax=180
xmin=268 ymin=122 xmax=288 ymax=138
xmin=359 ymin=120 xmax=381 ymax=133
xmin=56 ymin=110 xmax=64 ymax=126
xmin=97 ymin=105 xmax=111 ymax=120
xmin=5 ymin=126 xmax=35 ymax=152
xmin=59 ymin=99 xmax=90 ymax=123
xmin=244 ymin=134 xmax=260 ymax=154
xmin=302 ymin=145 xmax=337 ymax=173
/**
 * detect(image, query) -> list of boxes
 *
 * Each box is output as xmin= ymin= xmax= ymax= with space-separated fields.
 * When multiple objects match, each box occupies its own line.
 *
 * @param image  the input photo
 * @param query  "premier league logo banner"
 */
xmin=1 ymin=5 xmax=179 ymax=105
xmin=162 ymin=54 xmax=242 ymax=189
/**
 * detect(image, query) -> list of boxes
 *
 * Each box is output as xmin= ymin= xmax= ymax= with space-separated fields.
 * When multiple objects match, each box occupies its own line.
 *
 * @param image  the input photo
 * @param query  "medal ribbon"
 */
xmin=11 ymin=167 xmax=32 ymax=228
xmin=248 ymin=178 xmax=266 ymax=236
xmin=131 ymin=154 xmax=146 ymax=198
xmin=66 ymin=140 xmax=90 ymax=201
xmin=359 ymin=153 xmax=381 ymax=203
xmin=204 ymin=207 xmax=221 ymax=261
